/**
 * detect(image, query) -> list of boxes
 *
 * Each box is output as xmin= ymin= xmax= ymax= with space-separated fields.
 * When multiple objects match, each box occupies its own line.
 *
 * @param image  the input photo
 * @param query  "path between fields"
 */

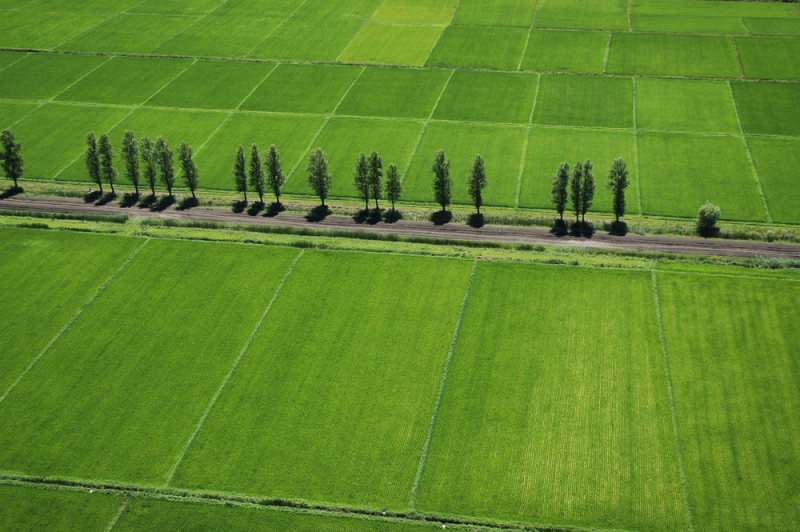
xmin=3 ymin=195 xmax=800 ymax=259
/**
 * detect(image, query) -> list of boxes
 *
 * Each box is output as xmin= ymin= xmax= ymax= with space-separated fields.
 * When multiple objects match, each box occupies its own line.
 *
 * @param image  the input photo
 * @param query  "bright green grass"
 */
xmin=284 ymin=117 xmax=423 ymax=198
xmin=0 ymin=239 xmax=300 ymax=483
xmin=239 ymin=64 xmax=362 ymax=114
xmin=336 ymin=67 xmax=452 ymax=119
xmin=607 ymin=33 xmax=742 ymax=77
xmin=638 ymin=132 xmax=766 ymax=221
xmin=129 ymin=0 xmax=223 ymax=15
xmin=403 ymin=122 xmax=527 ymax=207
xmin=533 ymin=74 xmax=633 ymax=129
xmin=171 ymin=251 xmax=472 ymax=508
xmin=426 ymin=25 xmax=529 ymax=70
xmin=194 ymin=113 xmax=325 ymax=191
xmin=743 ymin=17 xmax=800 ymax=37
xmin=518 ymin=127 xmax=636 ymax=211
xmin=633 ymin=0 xmax=796 ymax=18
xmin=417 ymin=263 xmax=686 ymax=531
xmin=372 ymin=0 xmax=458 ymax=25
xmin=433 ymin=71 xmax=538 ymax=124
xmin=147 ymin=61 xmax=275 ymax=110
xmin=0 ymin=53 xmax=107 ymax=101
xmin=520 ymin=30 xmax=610 ymax=73
xmin=24 ymin=0 xmax=138 ymax=12
xmin=535 ymin=0 xmax=630 ymax=30
xmin=635 ymin=78 xmax=740 ymax=133
xmin=0 ymin=12 xmax=108 ymax=49
xmin=0 ymin=50 xmax=24 ymax=69
xmin=154 ymin=16 xmax=284 ymax=57
xmin=657 ymin=273 xmax=800 ymax=532
xmin=0 ymin=485 xmax=122 ymax=532
xmin=736 ymin=36 xmax=800 ymax=80
xmin=0 ymin=101 xmax=38 ymax=130
xmin=730 ymin=81 xmax=800 ymax=136
xmin=292 ymin=0 xmax=383 ymax=22
xmin=58 ymin=108 xmax=228 ymax=182
xmin=747 ymin=137 xmax=800 ymax=224
xmin=57 ymin=14 xmax=201 ymax=54
xmin=0 ymin=229 xmax=139 ymax=392
xmin=248 ymin=17 xmax=363 ymax=61
xmin=210 ymin=0 xmax=299 ymax=18
xmin=55 ymin=56 xmax=190 ymax=106
xmin=453 ymin=0 xmax=537 ymax=27
xmin=11 ymin=103 xmax=130 ymax=180
xmin=632 ymin=14 xmax=748 ymax=34
xmin=338 ymin=24 xmax=444 ymax=66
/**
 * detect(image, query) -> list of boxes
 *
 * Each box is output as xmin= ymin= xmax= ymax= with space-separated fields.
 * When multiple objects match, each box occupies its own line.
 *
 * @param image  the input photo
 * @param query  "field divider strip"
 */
xmin=650 ymin=269 xmax=695 ymax=532
xmin=0 ymin=51 xmax=30 ymax=73
xmin=602 ymin=32 xmax=613 ymax=73
xmin=627 ymin=0 xmax=633 ymax=31
xmin=732 ymin=36 xmax=746 ymax=79
xmin=335 ymin=0 xmax=391 ymax=63
xmin=632 ymin=76 xmax=644 ymax=215
xmin=193 ymin=112 xmax=234 ymax=159
xmin=409 ymin=260 xmax=477 ymax=509
xmin=234 ymin=63 xmax=280 ymax=111
xmin=49 ymin=56 xmax=115 ymax=101
xmin=51 ymin=0 xmax=151 ymax=51
xmin=530 ymin=0 xmax=542 ymax=29
xmin=162 ymin=250 xmax=305 ymax=486
xmin=516 ymin=2 xmax=539 ymax=72
xmin=0 ymin=238 xmax=150 ymax=405
xmin=102 ymin=498 xmax=129 ymax=532
xmin=421 ymin=0 xmax=462 ymax=66
xmin=4 ymin=102 xmax=47 ymax=131
xmin=242 ymin=0 xmax=314 ymax=58
xmin=514 ymin=74 xmax=541 ymax=210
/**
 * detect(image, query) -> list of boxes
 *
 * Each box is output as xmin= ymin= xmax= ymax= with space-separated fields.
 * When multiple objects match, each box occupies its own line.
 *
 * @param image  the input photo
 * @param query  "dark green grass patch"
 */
xmin=0 ymin=11 xmax=108 ymax=50
xmin=248 ymin=17 xmax=363 ymax=62
xmin=453 ymin=0 xmax=537 ymax=27
xmin=55 ymin=56 xmax=190 ymax=106
xmin=147 ymin=61 xmax=275 ymax=110
xmin=417 ymin=263 xmax=686 ymax=531
xmin=336 ymin=67 xmax=451 ymax=119
xmin=0 ymin=239 xmax=300 ymax=483
xmin=520 ymin=30 xmax=609 ymax=73
xmin=636 ymin=78 xmax=740 ymax=133
xmin=0 ymin=50 xmax=24 ymax=69
xmin=338 ymin=24 xmax=444 ymax=66
xmin=743 ymin=17 xmax=800 ymax=37
xmin=607 ymin=33 xmax=741 ymax=77
xmin=534 ymin=0 xmax=629 ymax=31
xmin=373 ymin=0 xmax=459 ymax=25
xmin=533 ymin=74 xmax=633 ymax=129
xmin=240 ymin=63 xmax=362 ymax=114
xmin=0 ymin=53 xmax=107 ymax=101
xmin=0 ymin=101 xmax=38 ymax=130
xmin=403 ymin=121 xmax=527 ymax=207
xmin=747 ymin=137 xmax=800 ymax=224
xmin=736 ymin=36 xmax=800 ymax=80
xmin=518 ymin=126 xmax=636 ymax=211
xmin=638 ymin=132 xmax=766 ymax=221
xmin=0 ymin=485 xmax=122 ymax=532
xmin=154 ymin=15 xmax=284 ymax=57
xmin=658 ymin=273 xmax=800 ymax=532
xmin=633 ymin=0 xmax=796 ymax=19
xmin=730 ymin=81 xmax=800 ymax=136
xmin=426 ymin=25 xmax=529 ymax=70
xmin=632 ymin=14 xmax=748 ymax=34
xmin=433 ymin=70 xmax=538 ymax=124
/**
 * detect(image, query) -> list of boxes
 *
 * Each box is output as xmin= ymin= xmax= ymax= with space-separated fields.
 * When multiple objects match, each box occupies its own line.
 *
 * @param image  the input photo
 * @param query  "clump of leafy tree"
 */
xmin=0 ymin=129 xmax=23 ymax=189
xmin=122 ymin=131 xmax=140 ymax=196
xmin=432 ymin=149 xmax=451 ymax=213
xmin=697 ymin=202 xmax=721 ymax=236
xmin=249 ymin=144 xmax=265 ymax=204
xmin=468 ymin=154 xmax=487 ymax=215
xmin=307 ymin=148 xmax=331 ymax=207
xmin=233 ymin=145 xmax=247 ymax=202
xmin=86 ymin=132 xmax=102 ymax=192
xmin=265 ymin=144 xmax=285 ymax=206
xmin=386 ymin=163 xmax=401 ymax=212
xmin=368 ymin=151 xmax=382 ymax=210
xmin=155 ymin=136 xmax=175 ymax=198
xmin=354 ymin=153 xmax=369 ymax=209
xmin=99 ymin=134 xmax=116 ymax=195
xmin=140 ymin=136 xmax=158 ymax=196
xmin=178 ymin=142 xmax=199 ymax=200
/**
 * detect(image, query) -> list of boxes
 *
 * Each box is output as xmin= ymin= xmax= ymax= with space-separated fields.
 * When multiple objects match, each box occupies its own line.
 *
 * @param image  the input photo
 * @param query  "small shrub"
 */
xmin=697 ymin=202 xmax=721 ymax=237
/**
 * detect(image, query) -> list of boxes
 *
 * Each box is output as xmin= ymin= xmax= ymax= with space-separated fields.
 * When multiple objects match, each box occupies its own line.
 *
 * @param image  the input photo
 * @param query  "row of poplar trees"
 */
xmin=551 ymin=158 xmax=629 ymax=224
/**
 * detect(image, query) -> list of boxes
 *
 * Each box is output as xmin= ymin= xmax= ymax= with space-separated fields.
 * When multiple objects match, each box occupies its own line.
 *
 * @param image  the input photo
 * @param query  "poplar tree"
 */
xmin=178 ymin=142 xmax=199 ymax=199
xmin=607 ymin=158 xmax=629 ymax=222
xmin=122 ymin=131 xmax=140 ymax=195
xmin=353 ymin=153 xmax=369 ymax=209
xmin=432 ymin=150 xmax=451 ymax=212
xmin=468 ymin=154 xmax=487 ymax=215
xmin=86 ymin=132 xmax=102 ymax=192
xmin=580 ymin=160 xmax=595 ymax=223
xmin=99 ymin=134 xmax=116 ymax=194
xmin=265 ymin=144 xmax=285 ymax=205
xmin=570 ymin=161 xmax=583 ymax=224
xmin=233 ymin=146 xmax=247 ymax=202
xmin=307 ymin=148 xmax=331 ymax=207
xmin=0 ymin=129 xmax=23 ymax=189
xmin=249 ymin=144 xmax=265 ymax=203
xmin=155 ymin=136 xmax=175 ymax=197
xmin=140 ymin=136 xmax=158 ymax=196
xmin=368 ymin=151 xmax=382 ymax=210
xmin=386 ymin=163 xmax=401 ymax=212
xmin=551 ymin=162 xmax=569 ymax=221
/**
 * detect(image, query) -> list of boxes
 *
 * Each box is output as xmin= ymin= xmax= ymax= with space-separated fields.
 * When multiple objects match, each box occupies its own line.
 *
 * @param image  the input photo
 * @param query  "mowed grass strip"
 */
xmin=426 ymin=25 xmax=529 ymax=70
xmin=735 ymin=36 xmax=800 ymax=80
xmin=730 ymin=82 xmax=800 ymax=136
xmin=0 ymin=53 xmax=107 ymax=101
xmin=657 ymin=273 xmax=800 ymax=532
xmin=0 ymin=485 xmax=122 ymax=532
xmin=0 ymin=229 xmax=140 ymax=392
xmin=534 ymin=0 xmax=629 ymax=30
xmin=533 ymin=75 xmax=633 ymax=129
xmin=0 ymin=239 xmax=300 ymax=483
xmin=416 ymin=263 xmax=686 ymax=531
xmin=433 ymin=70 xmax=538 ymax=124
xmin=747 ymin=137 xmax=800 ymax=224
xmin=338 ymin=24 xmax=444 ymax=66
xmin=607 ymin=33 xmax=741 ymax=77
xmin=154 ymin=15 xmax=285 ymax=57
xmin=453 ymin=0 xmax=537 ymax=27
xmin=372 ymin=0 xmax=458 ymax=25
xmin=520 ymin=30 xmax=610 ymax=73
xmin=171 ymin=251 xmax=473 ymax=508
xmin=636 ymin=78 xmax=740 ymax=133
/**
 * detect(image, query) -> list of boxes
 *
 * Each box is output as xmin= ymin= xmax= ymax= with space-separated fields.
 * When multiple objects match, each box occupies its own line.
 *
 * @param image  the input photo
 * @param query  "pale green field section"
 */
xmin=338 ymin=24 xmax=444 ymax=66
xmin=736 ymin=37 xmax=800 ymax=80
xmin=0 ymin=12 xmax=108 ymax=49
xmin=535 ymin=0 xmax=629 ymax=30
xmin=154 ymin=16 xmax=285 ymax=57
xmin=58 ymin=14 xmax=201 ymax=54
xmin=747 ymin=137 xmax=800 ymax=224
xmin=372 ymin=0 xmax=458 ymax=24
xmin=454 ymin=0 xmax=537 ymax=27
xmin=0 ymin=485 xmax=122 ymax=532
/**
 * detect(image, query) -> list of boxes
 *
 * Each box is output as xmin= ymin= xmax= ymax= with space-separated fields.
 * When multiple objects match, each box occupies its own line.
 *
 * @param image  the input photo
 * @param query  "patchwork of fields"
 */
xmin=0 ymin=0 xmax=799 ymax=222
xmin=1 ymin=227 xmax=798 ymax=531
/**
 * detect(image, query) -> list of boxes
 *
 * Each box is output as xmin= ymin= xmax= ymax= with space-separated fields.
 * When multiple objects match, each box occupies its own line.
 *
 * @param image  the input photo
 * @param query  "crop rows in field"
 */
xmin=0 ymin=228 xmax=798 ymax=532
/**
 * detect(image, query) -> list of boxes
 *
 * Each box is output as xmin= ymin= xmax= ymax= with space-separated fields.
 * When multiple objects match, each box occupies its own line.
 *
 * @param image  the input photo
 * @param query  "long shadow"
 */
xmin=697 ymin=226 xmax=720 ymax=238
xmin=119 ymin=193 xmax=140 ymax=208
xmin=232 ymin=200 xmax=248 ymax=213
xmin=383 ymin=209 xmax=402 ymax=224
xmin=467 ymin=213 xmax=485 ymax=228
xmin=138 ymin=194 xmax=157 ymax=209
xmin=306 ymin=204 xmax=330 ymax=222
xmin=94 ymin=192 xmax=117 ymax=206
xmin=0 ymin=186 xmax=23 ymax=199
xmin=246 ymin=201 xmax=264 ymax=216
xmin=83 ymin=190 xmax=102 ymax=203
xmin=550 ymin=219 xmax=568 ymax=236
xmin=569 ymin=221 xmax=594 ymax=238
xmin=608 ymin=220 xmax=628 ymax=236
xmin=353 ymin=208 xmax=370 ymax=224
xmin=151 ymin=195 xmax=176 ymax=212
xmin=430 ymin=210 xmax=452 ymax=226
xmin=264 ymin=201 xmax=285 ymax=218
xmin=176 ymin=197 xmax=199 ymax=211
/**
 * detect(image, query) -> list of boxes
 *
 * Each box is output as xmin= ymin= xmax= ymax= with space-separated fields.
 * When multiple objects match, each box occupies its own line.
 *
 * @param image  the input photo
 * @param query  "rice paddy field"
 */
xmin=0 ymin=0 xmax=798 ymax=223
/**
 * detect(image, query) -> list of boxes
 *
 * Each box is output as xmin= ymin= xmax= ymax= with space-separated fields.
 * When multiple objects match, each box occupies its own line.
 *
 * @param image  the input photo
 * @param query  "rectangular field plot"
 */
xmin=336 ymin=67 xmax=452 ymax=119
xmin=147 ymin=61 xmax=275 ymax=110
xmin=657 ymin=273 xmax=800 ymax=532
xmin=0 ymin=101 xmax=38 ymax=130
xmin=58 ymin=14 xmax=200 ymax=54
xmin=736 ymin=37 xmax=800 ymax=80
xmin=171 ymin=251 xmax=473 ymax=508
xmin=0 ymin=53 xmax=107 ymax=101
xmin=521 ymin=30 xmax=609 ymax=73
xmin=0 ymin=229 xmax=140 ymax=393
xmin=743 ymin=17 xmax=800 ymax=37
xmin=518 ymin=127 xmax=636 ymax=211
xmin=403 ymin=122 xmax=527 ymax=207
xmin=338 ymin=24 xmax=444 ymax=66
xmin=0 ymin=239 xmax=300 ymax=483
xmin=638 ymin=132 xmax=766 ymax=221
xmin=0 ymin=485 xmax=122 ymax=532
xmin=195 ymin=113 xmax=325 ymax=191
xmin=0 ymin=11 xmax=108 ymax=50
xmin=154 ymin=16 xmax=284 ymax=58
xmin=636 ymin=78 xmax=740 ymax=133
xmin=607 ymin=33 xmax=741 ymax=78
xmin=453 ymin=0 xmax=537 ymax=27
xmin=416 ymin=263 xmax=686 ymax=531
xmin=372 ymin=0 xmax=458 ymax=25
xmin=534 ymin=0 xmax=629 ymax=30
xmin=426 ymin=25 xmax=529 ymax=70
xmin=284 ymin=117 xmax=423 ymax=199
xmin=55 ymin=56 xmax=190 ymax=106
xmin=433 ymin=71 xmax=538 ymax=124
xmin=632 ymin=14 xmax=748 ymax=34
xmin=240 ymin=64 xmax=362 ymax=114
xmin=248 ymin=18 xmax=363 ymax=62
xmin=730 ymin=82 xmax=800 ymax=136
xmin=632 ymin=0 xmax=797 ymax=19
xmin=533 ymin=75 xmax=633 ymax=129
xmin=748 ymin=137 xmax=800 ymax=224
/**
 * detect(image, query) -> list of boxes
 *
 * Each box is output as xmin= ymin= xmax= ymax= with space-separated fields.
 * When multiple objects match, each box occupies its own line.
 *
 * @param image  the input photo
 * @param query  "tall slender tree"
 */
xmin=607 ymin=158 xmax=629 ymax=222
xmin=432 ymin=149 xmax=451 ymax=212
xmin=178 ymin=142 xmax=199 ymax=199
xmin=265 ymin=144 xmax=285 ymax=205
xmin=86 ymin=132 xmax=102 ymax=193
xmin=122 ymin=131 xmax=140 ymax=195
xmin=99 ymin=134 xmax=116 ymax=195
xmin=0 ymin=129 xmax=23 ymax=189
xmin=468 ymin=154 xmax=487 ymax=215
xmin=368 ymin=151 xmax=383 ymax=210
xmin=570 ymin=161 xmax=583 ymax=224
xmin=249 ymin=144 xmax=265 ymax=203
xmin=386 ymin=163 xmax=401 ymax=212
xmin=140 ymin=136 xmax=158 ymax=196
xmin=233 ymin=146 xmax=247 ymax=202
xmin=580 ymin=160 xmax=595 ymax=223
xmin=551 ymin=162 xmax=569 ymax=222
xmin=353 ymin=153 xmax=369 ymax=209
xmin=307 ymin=148 xmax=332 ymax=207
xmin=155 ymin=136 xmax=175 ymax=197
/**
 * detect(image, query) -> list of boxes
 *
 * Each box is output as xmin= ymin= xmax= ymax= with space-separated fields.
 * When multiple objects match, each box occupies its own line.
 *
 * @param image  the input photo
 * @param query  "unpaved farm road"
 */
xmin=3 ymin=195 xmax=800 ymax=259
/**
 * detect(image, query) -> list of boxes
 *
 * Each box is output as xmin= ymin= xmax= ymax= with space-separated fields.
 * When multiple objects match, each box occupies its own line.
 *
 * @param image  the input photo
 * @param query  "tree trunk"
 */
xmin=191 ymin=188 xmax=196 ymax=199
xmin=12 ymin=176 xmax=18 ymax=188
xmin=98 ymin=181 xmax=103 ymax=193
xmin=243 ymin=189 xmax=247 ymax=202
xmin=374 ymin=198 xmax=379 ymax=210
xmin=110 ymin=181 xmax=115 ymax=194
xmin=134 ymin=182 xmax=139 ymax=195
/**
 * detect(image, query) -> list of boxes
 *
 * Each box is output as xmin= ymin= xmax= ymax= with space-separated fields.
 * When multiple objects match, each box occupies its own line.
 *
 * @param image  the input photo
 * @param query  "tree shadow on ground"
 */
xmin=467 ymin=213 xmax=484 ymax=228
xmin=0 ymin=186 xmax=23 ymax=199
xmin=232 ymin=200 xmax=247 ymax=213
xmin=138 ymin=194 xmax=157 ymax=209
xmin=354 ymin=208 xmax=382 ymax=225
xmin=306 ymin=204 xmax=330 ymax=222
xmin=570 ymin=221 xmax=594 ymax=237
xmin=608 ymin=220 xmax=628 ymax=236
xmin=383 ymin=210 xmax=402 ymax=223
xmin=430 ymin=210 xmax=452 ymax=226
xmin=94 ymin=192 xmax=117 ymax=206
xmin=246 ymin=201 xmax=264 ymax=216
xmin=176 ymin=197 xmax=199 ymax=211
xmin=119 ymin=193 xmax=139 ymax=208
xmin=83 ymin=190 xmax=102 ymax=203
xmin=151 ymin=195 xmax=176 ymax=212
xmin=550 ymin=219 xmax=568 ymax=236
xmin=264 ymin=202 xmax=285 ymax=217
xmin=697 ymin=226 xmax=720 ymax=238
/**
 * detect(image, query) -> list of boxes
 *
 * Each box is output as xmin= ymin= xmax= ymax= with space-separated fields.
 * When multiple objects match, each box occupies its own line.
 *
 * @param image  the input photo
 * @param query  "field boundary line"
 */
xmin=0 ymin=51 xmax=30 ymax=73
xmin=163 ymin=250 xmax=305 ymax=486
xmin=193 ymin=112 xmax=234 ymax=158
xmin=627 ymin=0 xmax=633 ymax=31
xmin=4 ymin=102 xmax=46 ymax=131
xmin=242 ymin=0 xmax=314 ymax=58
xmin=49 ymin=56 xmax=114 ymax=101
xmin=727 ymin=80 xmax=772 ymax=222
xmin=409 ymin=260 xmax=477 ymax=509
xmin=530 ymin=0 xmax=542 ymax=29
xmin=514 ymin=74 xmax=541 ymax=209
xmin=516 ymin=2 xmax=539 ymax=71
xmin=602 ymin=32 xmax=613 ymax=73
xmin=154 ymin=0 xmax=229 ymax=49
xmin=102 ymin=498 xmax=129 ymax=532
xmin=51 ymin=0 xmax=151 ymax=51
xmin=650 ymin=269 xmax=695 ymax=532
xmin=334 ymin=0 xmax=391 ymax=63
xmin=0 ymin=238 xmax=149 ymax=405
xmin=632 ymin=77 xmax=644 ymax=214
xmin=234 ymin=63 xmax=279 ymax=110
xmin=421 ymin=0 xmax=462 ymax=66
xmin=732 ymin=36 xmax=746 ymax=79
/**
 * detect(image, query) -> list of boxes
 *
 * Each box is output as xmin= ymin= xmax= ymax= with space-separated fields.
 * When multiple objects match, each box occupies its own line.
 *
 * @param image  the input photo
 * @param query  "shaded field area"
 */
xmin=0 ymin=227 xmax=798 ymax=531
